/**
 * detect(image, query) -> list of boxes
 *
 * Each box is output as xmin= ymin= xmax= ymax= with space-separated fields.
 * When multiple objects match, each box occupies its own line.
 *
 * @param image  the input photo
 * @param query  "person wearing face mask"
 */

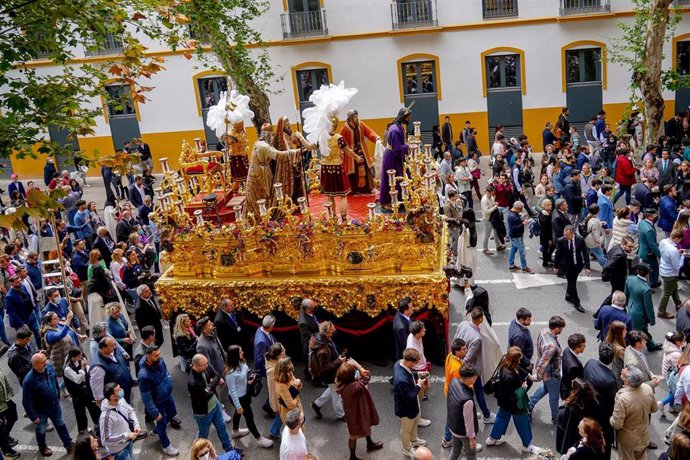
xmin=189 ymin=438 xmax=241 ymax=460
xmin=99 ymin=382 xmax=142 ymax=460
xmin=43 ymin=287 xmax=81 ymax=332
xmin=137 ymin=345 xmax=181 ymax=457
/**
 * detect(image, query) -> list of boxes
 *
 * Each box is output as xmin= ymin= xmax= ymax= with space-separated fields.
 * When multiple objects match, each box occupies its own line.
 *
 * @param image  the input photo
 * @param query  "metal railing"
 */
xmin=482 ymin=0 xmax=518 ymax=19
xmin=84 ymin=33 xmax=124 ymax=56
xmin=560 ymin=0 xmax=611 ymax=15
xmin=675 ymin=0 xmax=690 ymax=6
xmin=391 ymin=1 xmax=438 ymax=30
xmin=280 ymin=9 xmax=328 ymax=39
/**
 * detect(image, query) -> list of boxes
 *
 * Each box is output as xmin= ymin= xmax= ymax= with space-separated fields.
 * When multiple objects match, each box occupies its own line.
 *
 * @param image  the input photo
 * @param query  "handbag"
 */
xmin=482 ymin=354 xmax=505 ymax=396
xmin=246 ymin=370 xmax=263 ymax=397
xmin=278 ymin=384 xmax=300 ymax=408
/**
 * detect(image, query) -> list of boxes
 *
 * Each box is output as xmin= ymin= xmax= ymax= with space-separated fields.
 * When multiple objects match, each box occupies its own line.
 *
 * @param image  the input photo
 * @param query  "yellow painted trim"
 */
xmin=282 ymin=0 xmax=324 ymax=11
xmin=290 ymin=61 xmax=333 ymax=112
xmin=560 ymin=40 xmax=607 ymax=92
xmin=480 ymin=47 xmax=526 ymax=97
xmin=396 ymin=53 xmax=443 ymax=103
xmin=191 ymin=70 xmax=226 ymax=117
xmin=672 ymin=32 xmax=690 ymax=73
xmin=100 ymin=78 xmax=141 ymax=123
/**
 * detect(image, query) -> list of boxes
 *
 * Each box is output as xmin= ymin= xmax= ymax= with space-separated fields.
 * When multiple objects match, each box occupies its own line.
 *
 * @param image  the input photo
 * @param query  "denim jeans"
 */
xmin=36 ymin=406 xmax=72 ymax=448
xmin=22 ymin=313 xmax=42 ymax=350
xmin=0 ymin=307 xmax=9 ymax=345
xmin=528 ymin=378 xmax=561 ymax=422
xmin=509 ymin=238 xmax=527 ymax=269
xmin=499 ymin=207 xmax=509 ymax=235
xmin=472 ymin=377 xmax=491 ymax=419
xmin=661 ymin=390 xmax=675 ymax=407
xmin=613 ymin=185 xmax=632 ymax=206
xmin=113 ymin=442 xmax=133 ymax=460
xmin=193 ymin=401 xmax=233 ymax=452
xmin=589 ymin=246 xmax=607 ymax=267
xmin=268 ymin=414 xmax=282 ymax=438
xmin=152 ymin=397 xmax=177 ymax=449
xmin=489 ymin=408 xmax=532 ymax=447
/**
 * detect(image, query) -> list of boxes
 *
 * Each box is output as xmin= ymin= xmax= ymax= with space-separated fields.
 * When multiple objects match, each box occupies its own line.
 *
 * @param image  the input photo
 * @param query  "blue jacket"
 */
xmin=8 ymin=181 xmax=25 ymax=199
xmin=393 ymin=361 xmax=421 ymax=419
xmin=25 ymin=261 xmax=42 ymax=290
xmin=658 ymin=195 xmax=678 ymax=233
xmin=594 ymin=305 xmax=633 ymax=340
xmin=44 ymin=162 xmax=56 ymax=186
xmin=563 ymin=178 xmax=583 ymax=215
xmin=43 ymin=298 xmax=80 ymax=329
xmin=638 ymin=218 xmax=660 ymax=260
xmin=597 ymin=194 xmax=614 ymax=230
xmin=507 ymin=210 xmax=524 ymax=238
xmin=138 ymin=357 xmax=174 ymax=416
xmin=586 ymin=188 xmax=598 ymax=208
xmin=576 ymin=153 xmax=589 ymax=170
xmin=253 ymin=328 xmax=275 ymax=377
xmin=508 ymin=319 xmax=533 ymax=369
xmin=73 ymin=210 xmax=93 ymax=239
xmin=5 ymin=286 xmax=36 ymax=329
xmin=71 ymin=249 xmax=89 ymax=281
xmin=22 ymin=364 xmax=61 ymax=419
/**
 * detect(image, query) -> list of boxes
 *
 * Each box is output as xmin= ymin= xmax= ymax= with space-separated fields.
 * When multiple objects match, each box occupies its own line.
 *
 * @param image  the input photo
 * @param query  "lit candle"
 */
xmin=257 ymin=199 xmax=267 ymax=216
xmin=194 ymin=210 xmax=204 ymax=225
xmin=400 ymin=181 xmax=409 ymax=201
xmin=297 ymin=196 xmax=308 ymax=214
xmin=274 ymin=182 xmax=284 ymax=201
xmin=367 ymin=202 xmax=376 ymax=220
xmin=424 ymin=172 xmax=435 ymax=190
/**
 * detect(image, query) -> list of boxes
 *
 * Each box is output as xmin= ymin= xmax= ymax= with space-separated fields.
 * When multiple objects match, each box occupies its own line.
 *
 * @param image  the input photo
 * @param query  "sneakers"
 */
xmin=475 ymin=443 xmax=483 ymax=452
xmin=417 ymin=418 xmax=431 ymax=427
xmin=256 ymin=436 xmax=274 ymax=448
xmin=658 ymin=401 xmax=666 ymax=417
xmin=482 ymin=249 xmax=494 ymax=255
xmin=222 ymin=411 xmax=232 ymax=423
xmin=3 ymin=450 xmax=20 ymax=459
xmin=162 ymin=445 xmax=180 ymax=456
xmin=485 ymin=436 xmax=505 ymax=446
xmin=411 ymin=438 xmax=427 ymax=448
xmin=232 ymin=428 xmax=250 ymax=438
xmin=402 ymin=448 xmax=416 ymax=459
xmin=522 ymin=444 xmax=541 ymax=454
xmin=482 ymin=413 xmax=496 ymax=424
xmin=521 ymin=267 xmax=535 ymax=274
xmin=441 ymin=438 xmax=453 ymax=448
xmin=508 ymin=265 xmax=520 ymax=271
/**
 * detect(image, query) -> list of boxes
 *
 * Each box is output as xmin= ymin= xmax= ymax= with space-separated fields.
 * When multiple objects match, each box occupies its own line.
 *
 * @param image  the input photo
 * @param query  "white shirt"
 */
xmin=280 ymin=426 xmax=307 ymax=460
xmin=659 ymin=238 xmax=684 ymax=278
xmin=406 ymin=333 xmax=427 ymax=371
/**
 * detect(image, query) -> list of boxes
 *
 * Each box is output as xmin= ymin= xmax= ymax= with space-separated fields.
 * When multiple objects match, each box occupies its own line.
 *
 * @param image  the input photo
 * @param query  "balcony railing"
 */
xmin=84 ymin=33 xmax=124 ymax=56
xmin=280 ymin=9 xmax=328 ymax=39
xmin=675 ymin=0 xmax=690 ymax=6
xmin=560 ymin=0 xmax=611 ymax=15
xmin=391 ymin=1 xmax=438 ymax=30
xmin=482 ymin=0 xmax=518 ymax=19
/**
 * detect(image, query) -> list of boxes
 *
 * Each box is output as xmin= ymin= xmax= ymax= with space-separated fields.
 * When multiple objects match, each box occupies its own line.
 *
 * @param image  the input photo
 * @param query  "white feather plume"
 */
xmin=303 ymin=81 xmax=358 ymax=158
xmin=205 ymin=90 xmax=255 ymax=138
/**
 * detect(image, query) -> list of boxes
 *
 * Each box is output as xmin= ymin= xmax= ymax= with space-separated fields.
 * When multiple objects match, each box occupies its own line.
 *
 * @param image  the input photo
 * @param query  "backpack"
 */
xmin=578 ymin=216 xmax=590 ymax=237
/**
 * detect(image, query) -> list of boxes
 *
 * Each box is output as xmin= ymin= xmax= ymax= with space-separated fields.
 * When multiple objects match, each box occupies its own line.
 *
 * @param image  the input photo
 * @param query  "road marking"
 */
xmin=474 ymin=279 xmax=513 ymax=284
xmin=369 ymin=375 xmax=445 ymax=384
xmin=450 ymin=321 xmax=548 ymax=328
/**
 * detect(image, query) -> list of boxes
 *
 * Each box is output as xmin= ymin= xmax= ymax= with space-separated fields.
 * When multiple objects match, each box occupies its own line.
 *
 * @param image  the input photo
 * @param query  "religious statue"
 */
xmin=380 ymin=105 xmax=412 ymax=210
xmin=244 ymin=124 xmax=303 ymax=218
xmin=340 ymin=109 xmax=380 ymax=195
xmin=223 ymin=120 xmax=249 ymax=183
xmin=273 ymin=115 xmax=313 ymax=204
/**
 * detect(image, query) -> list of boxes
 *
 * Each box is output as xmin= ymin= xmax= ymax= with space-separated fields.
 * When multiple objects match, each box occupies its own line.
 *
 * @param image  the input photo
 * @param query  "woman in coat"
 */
xmin=336 ymin=361 xmax=383 ymax=460
xmin=40 ymin=311 xmax=81 ymax=378
xmin=485 ymin=346 xmax=535 ymax=451
xmin=608 ymin=207 xmax=638 ymax=256
xmin=613 ymin=149 xmax=637 ymax=205
xmin=105 ymin=302 xmax=134 ymax=357
xmin=538 ymin=198 xmax=554 ymax=268
xmin=583 ymin=204 xmax=606 ymax=268
xmin=172 ymin=314 xmax=197 ymax=372
xmin=556 ymin=378 xmax=600 ymax=455
xmin=274 ymin=357 xmax=304 ymax=428
xmin=605 ymin=320 xmax=628 ymax=389
xmin=264 ymin=343 xmax=286 ymax=439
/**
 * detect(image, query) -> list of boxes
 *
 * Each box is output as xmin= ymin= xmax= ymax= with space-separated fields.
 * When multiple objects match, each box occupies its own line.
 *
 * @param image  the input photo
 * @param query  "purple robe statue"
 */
xmin=379 ymin=123 xmax=408 ymax=207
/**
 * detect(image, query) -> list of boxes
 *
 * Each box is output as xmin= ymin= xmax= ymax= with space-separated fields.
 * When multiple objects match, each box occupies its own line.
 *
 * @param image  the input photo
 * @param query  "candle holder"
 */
xmin=413 ymin=121 xmax=421 ymax=140
xmin=154 ymin=187 xmax=163 ymax=201
xmin=423 ymin=144 xmax=432 ymax=159
xmin=274 ymin=182 xmax=285 ymax=202
xmin=323 ymin=201 xmax=334 ymax=219
xmin=257 ymin=199 xmax=267 ymax=217
xmin=400 ymin=181 xmax=410 ymax=201
xmin=159 ymin=157 xmax=170 ymax=173
xmin=367 ymin=202 xmax=376 ymax=221
xmin=233 ymin=205 xmax=243 ymax=223
xmin=194 ymin=210 xmax=204 ymax=226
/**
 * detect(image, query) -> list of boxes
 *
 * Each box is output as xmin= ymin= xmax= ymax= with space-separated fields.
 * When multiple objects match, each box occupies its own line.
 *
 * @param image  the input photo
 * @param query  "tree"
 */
xmin=609 ymin=0 xmax=684 ymax=145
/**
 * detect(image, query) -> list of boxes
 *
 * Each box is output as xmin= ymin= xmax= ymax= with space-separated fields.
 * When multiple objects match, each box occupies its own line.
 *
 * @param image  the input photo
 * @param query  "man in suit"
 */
xmin=594 ymin=290 xmax=634 ymax=341
xmin=4 ymin=275 xmax=41 ymax=347
xmin=297 ymin=298 xmax=321 ymax=385
xmin=195 ymin=316 xmax=232 ymax=423
xmin=633 ymin=177 xmax=656 ymax=210
xmin=625 ymin=261 xmax=662 ymax=351
xmin=638 ymin=208 xmax=661 ymax=288
xmin=656 ymin=148 xmax=676 ymax=189
xmin=623 ymin=330 xmax=661 ymax=390
xmin=553 ymin=225 xmax=591 ymax=313
xmin=441 ymin=116 xmax=453 ymax=152
xmin=393 ymin=297 xmax=414 ymax=360
xmin=115 ymin=210 xmax=135 ymax=244
xmin=602 ymin=236 xmax=635 ymax=294
xmin=128 ymin=176 xmax=151 ymax=209
xmin=135 ymin=284 xmax=164 ymax=347
xmin=214 ymin=297 xmax=242 ymax=354
xmin=92 ymin=226 xmax=116 ymax=266
xmin=254 ymin=315 xmax=277 ymax=418
xmin=560 ymin=333 xmax=585 ymax=399
xmin=551 ymin=199 xmax=571 ymax=242
xmin=393 ymin=348 xmax=429 ymax=458
xmin=583 ymin=343 xmax=617 ymax=458
xmin=135 ymin=138 xmax=153 ymax=173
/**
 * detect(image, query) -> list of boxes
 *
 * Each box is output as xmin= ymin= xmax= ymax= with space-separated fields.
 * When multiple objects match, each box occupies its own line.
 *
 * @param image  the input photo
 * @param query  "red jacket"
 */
xmin=614 ymin=155 xmax=636 ymax=187
xmin=494 ymin=182 xmax=513 ymax=207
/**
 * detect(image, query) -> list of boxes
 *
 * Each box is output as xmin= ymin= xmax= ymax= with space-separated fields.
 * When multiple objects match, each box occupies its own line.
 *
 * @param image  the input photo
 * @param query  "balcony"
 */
xmin=280 ymin=9 xmax=328 ymax=40
xmin=676 ymin=0 xmax=690 ymax=6
xmin=482 ymin=0 xmax=518 ymax=19
xmin=391 ymin=1 xmax=438 ymax=30
xmin=84 ymin=33 xmax=124 ymax=57
xmin=560 ymin=0 xmax=611 ymax=16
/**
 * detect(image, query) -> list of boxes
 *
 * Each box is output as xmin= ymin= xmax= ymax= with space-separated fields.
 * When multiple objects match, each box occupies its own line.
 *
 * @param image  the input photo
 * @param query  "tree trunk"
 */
xmin=640 ymin=0 xmax=673 ymax=145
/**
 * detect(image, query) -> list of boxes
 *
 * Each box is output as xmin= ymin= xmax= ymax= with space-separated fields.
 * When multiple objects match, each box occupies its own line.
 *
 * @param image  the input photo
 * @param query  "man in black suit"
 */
xmin=551 ymin=199 xmax=571 ymax=242
xmin=656 ymin=148 xmax=677 ymax=189
xmin=214 ymin=297 xmax=242 ymax=354
xmin=560 ymin=333 xmax=585 ymax=399
xmin=583 ymin=343 xmax=617 ymax=458
xmin=135 ymin=137 xmax=153 ymax=173
xmin=115 ymin=210 xmax=135 ymax=244
xmin=441 ymin=116 xmax=453 ymax=152
xmin=297 ymin=298 xmax=321 ymax=384
xmin=553 ymin=225 xmax=590 ymax=312
xmin=135 ymin=284 xmax=164 ymax=347
xmin=92 ymin=227 xmax=116 ymax=266
xmin=392 ymin=297 xmax=413 ymax=360
xmin=634 ymin=177 xmax=656 ymax=210
xmin=602 ymin=236 xmax=635 ymax=294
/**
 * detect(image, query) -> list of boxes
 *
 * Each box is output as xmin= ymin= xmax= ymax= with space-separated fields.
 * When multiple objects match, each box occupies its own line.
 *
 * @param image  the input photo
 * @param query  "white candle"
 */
xmin=194 ymin=210 xmax=204 ymax=225
xmin=367 ymin=202 xmax=376 ymax=220
xmin=400 ymin=181 xmax=409 ymax=201
xmin=274 ymin=182 xmax=284 ymax=201
xmin=257 ymin=199 xmax=267 ymax=216
xmin=297 ymin=196 xmax=308 ymax=214
xmin=233 ymin=205 xmax=243 ymax=222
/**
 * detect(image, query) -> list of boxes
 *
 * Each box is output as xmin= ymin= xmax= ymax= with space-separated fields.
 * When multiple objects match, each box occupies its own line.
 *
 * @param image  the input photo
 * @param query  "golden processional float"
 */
xmin=151 ymin=85 xmax=451 ymax=361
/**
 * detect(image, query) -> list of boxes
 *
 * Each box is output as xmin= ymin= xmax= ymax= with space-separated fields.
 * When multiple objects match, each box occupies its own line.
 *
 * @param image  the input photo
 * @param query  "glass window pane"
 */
xmin=487 ymin=57 xmax=502 ymax=89
xmin=298 ymin=70 xmax=314 ymax=101
xmin=105 ymin=85 xmax=135 ymax=117
xmin=583 ymin=49 xmax=600 ymax=82
xmin=199 ymin=77 xmax=227 ymax=109
xmin=314 ymin=69 xmax=329 ymax=90
xmin=678 ymin=42 xmax=690 ymax=76
xmin=420 ymin=62 xmax=435 ymax=93
xmin=566 ymin=50 xmax=581 ymax=83
xmin=504 ymin=55 xmax=518 ymax=87
xmin=404 ymin=63 xmax=419 ymax=94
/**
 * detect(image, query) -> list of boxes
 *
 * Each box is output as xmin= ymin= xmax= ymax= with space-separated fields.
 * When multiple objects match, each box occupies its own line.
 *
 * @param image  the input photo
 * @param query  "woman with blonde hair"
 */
xmin=105 ymin=302 xmax=134 ymax=356
xmin=265 ymin=342 xmax=286 ymax=439
xmin=604 ymin=320 xmax=627 ymax=389
xmin=639 ymin=158 xmax=659 ymax=183
xmin=188 ymin=438 xmax=241 ymax=460
xmin=110 ymin=248 xmax=127 ymax=293
xmin=274 ymin=357 xmax=304 ymax=427
xmin=172 ymin=314 xmax=197 ymax=372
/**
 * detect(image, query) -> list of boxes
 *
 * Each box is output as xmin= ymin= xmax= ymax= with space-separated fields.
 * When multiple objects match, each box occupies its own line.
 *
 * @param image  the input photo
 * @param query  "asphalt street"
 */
xmin=0 ymin=173 xmax=677 ymax=460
